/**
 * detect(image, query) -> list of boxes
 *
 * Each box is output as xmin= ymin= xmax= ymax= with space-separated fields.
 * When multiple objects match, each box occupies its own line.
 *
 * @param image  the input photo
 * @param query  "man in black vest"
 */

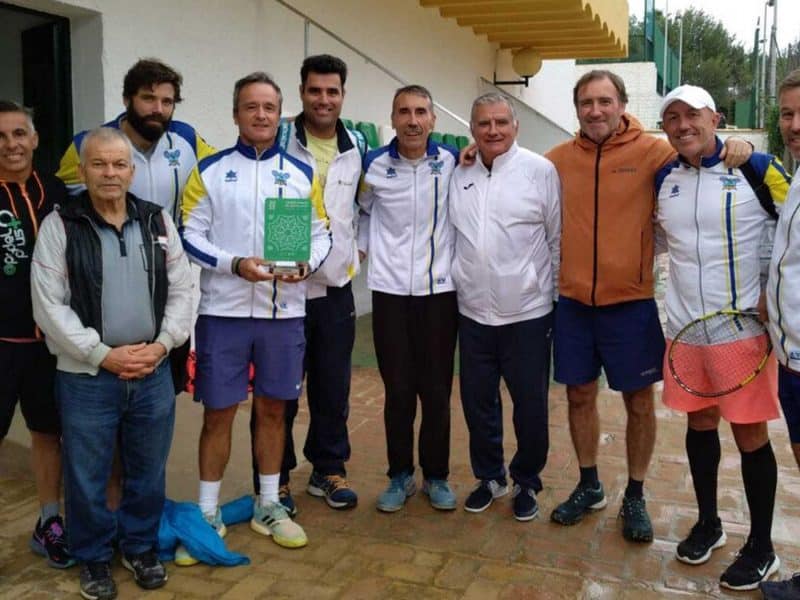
xmin=32 ymin=127 xmax=193 ymax=600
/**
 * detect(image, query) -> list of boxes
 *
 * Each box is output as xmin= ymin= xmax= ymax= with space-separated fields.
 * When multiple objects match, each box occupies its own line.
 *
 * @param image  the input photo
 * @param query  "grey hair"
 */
xmin=0 ymin=100 xmax=36 ymax=133
xmin=470 ymin=92 xmax=517 ymax=124
xmin=79 ymin=127 xmax=134 ymax=164
xmin=233 ymin=71 xmax=282 ymax=113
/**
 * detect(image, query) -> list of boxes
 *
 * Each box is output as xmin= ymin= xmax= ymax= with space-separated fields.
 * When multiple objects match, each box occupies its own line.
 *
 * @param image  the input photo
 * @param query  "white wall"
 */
xmin=8 ymin=0 xmax=577 ymax=149
xmin=494 ymin=52 xmax=577 ymax=134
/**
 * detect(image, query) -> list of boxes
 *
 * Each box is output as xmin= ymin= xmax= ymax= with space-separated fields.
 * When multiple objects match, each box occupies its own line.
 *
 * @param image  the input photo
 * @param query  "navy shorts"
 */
xmin=0 ymin=340 xmax=59 ymax=437
xmin=554 ymin=296 xmax=665 ymax=392
xmin=194 ymin=316 xmax=305 ymax=409
xmin=779 ymin=365 xmax=800 ymax=443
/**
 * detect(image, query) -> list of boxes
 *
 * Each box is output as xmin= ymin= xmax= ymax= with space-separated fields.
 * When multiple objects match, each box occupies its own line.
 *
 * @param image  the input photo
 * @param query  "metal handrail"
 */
xmin=275 ymin=0 xmax=470 ymax=129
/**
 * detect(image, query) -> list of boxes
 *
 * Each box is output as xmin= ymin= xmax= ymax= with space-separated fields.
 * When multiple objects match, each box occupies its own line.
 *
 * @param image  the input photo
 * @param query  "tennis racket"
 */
xmin=668 ymin=309 xmax=772 ymax=397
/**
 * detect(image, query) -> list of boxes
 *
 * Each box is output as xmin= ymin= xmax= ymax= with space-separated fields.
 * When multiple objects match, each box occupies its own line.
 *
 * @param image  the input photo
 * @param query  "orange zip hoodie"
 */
xmin=546 ymin=114 xmax=675 ymax=306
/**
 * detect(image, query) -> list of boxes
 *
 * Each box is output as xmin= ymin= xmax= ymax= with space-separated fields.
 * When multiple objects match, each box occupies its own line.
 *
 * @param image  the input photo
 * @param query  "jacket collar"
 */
xmin=235 ymin=137 xmax=281 ymax=160
xmin=677 ymin=136 xmax=724 ymax=168
xmin=476 ymin=141 xmax=519 ymax=173
xmin=292 ymin=113 xmax=355 ymax=153
xmin=387 ymin=136 xmax=440 ymax=160
xmin=59 ymin=190 xmax=155 ymax=223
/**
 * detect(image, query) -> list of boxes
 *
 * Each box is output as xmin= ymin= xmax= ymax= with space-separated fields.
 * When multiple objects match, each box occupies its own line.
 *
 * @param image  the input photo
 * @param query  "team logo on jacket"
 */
xmin=428 ymin=160 xmax=444 ymax=176
xmin=669 ymin=185 xmax=680 ymax=198
xmin=225 ymin=170 xmax=238 ymax=182
xmin=719 ymin=176 xmax=740 ymax=191
xmin=790 ymin=350 xmax=800 ymax=360
xmin=386 ymin=167 xmax=397 ymax=179
xmin=272 ymin=170 xmax=290 ymax=186
xmin=164 ymin=149 xmax=181 ymax=167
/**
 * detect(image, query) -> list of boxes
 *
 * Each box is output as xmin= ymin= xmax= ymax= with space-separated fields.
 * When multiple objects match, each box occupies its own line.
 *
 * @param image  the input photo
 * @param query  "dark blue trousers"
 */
xmin=458 ymin=311 xmax=552 ymax=492
xmin=252 ymin=283 xmax=355 ymax=490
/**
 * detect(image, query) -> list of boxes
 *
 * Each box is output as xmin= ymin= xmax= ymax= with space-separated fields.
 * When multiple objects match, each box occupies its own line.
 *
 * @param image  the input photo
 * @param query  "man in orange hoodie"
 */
xmin=547 ymin=69 xmax=751 ymax=542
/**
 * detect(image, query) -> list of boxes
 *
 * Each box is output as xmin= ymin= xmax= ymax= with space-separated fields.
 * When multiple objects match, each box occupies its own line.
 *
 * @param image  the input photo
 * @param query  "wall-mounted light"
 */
xmin=493 ymin=47 xmax=542 ymax=87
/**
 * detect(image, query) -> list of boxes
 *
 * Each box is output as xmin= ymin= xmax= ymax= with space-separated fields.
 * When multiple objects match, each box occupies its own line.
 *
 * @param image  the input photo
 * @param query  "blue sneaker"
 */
xmin=279 ymin=484 xmax=298 ymax=517
xmin=376 ymin=473 xmax=416 ymax=512
xmin=422 ymin=479 xmax=456 ymax=510
xmin=307 ymin=472 xmax=358 ymax=509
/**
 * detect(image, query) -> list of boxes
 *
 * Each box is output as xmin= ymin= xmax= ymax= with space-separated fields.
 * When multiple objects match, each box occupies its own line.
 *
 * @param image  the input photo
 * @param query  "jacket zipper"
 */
xmin=692 ymin=168 xmax=707 ymax=317
xmin=410 ymin=162 xmax=418 ymax=294
xmin=591 ymin=143 xmax=602 ymax=306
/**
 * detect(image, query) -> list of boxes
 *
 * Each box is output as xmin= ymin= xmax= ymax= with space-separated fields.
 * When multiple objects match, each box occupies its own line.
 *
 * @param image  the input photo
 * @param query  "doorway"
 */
xmin=0 ymin=2 xmax=72 ymax=176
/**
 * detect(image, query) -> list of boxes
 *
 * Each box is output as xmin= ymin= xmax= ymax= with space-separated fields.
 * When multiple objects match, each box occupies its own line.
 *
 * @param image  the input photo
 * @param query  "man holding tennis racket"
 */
xmin=761 ymin=68 xmax=800 ymax=600
xmin=656 ymin=84 xmax=791 ymax=591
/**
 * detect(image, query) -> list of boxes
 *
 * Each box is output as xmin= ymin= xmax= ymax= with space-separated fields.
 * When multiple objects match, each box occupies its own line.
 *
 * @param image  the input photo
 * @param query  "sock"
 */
xmin=686 ymin=427 xmax=720 ymax=523
xmin=259 ymin=473 xmax=280 ymax=505
xmin=40 ymin=502 xmax=59 ymax=522
xmin=198 ymin=480 xmax=222 ymax=517
xmin=741 ymin=441 xmax=777 ymax=553
xmin=624 ymin=478 xmax=644 ymax=499
xmin=579 ymin=465 xmax=599 ymax=488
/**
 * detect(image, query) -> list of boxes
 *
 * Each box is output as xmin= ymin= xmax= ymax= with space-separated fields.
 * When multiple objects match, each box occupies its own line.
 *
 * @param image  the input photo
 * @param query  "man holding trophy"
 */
xmin=180 ymin=72 xmax=331 ymax=550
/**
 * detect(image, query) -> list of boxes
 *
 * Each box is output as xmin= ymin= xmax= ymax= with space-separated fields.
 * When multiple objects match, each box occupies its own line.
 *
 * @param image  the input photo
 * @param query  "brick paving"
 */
xmin=2 ymin=366 xmax=800 ymax=599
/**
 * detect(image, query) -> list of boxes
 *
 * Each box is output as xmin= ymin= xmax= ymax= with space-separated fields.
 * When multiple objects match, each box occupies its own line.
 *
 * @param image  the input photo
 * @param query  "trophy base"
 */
xmin=267 ymin=261 xmax=306 ymax=278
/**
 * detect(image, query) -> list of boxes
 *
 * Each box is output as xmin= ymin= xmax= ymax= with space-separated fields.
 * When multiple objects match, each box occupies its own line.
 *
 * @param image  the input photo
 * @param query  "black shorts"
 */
xmin=0 ymin=341 xmax=59 ymax=437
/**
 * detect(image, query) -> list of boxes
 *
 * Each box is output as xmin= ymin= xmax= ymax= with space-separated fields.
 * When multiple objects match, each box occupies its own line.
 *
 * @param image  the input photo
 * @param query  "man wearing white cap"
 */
xmin=655 ymin=84 xmax=791 ymax=591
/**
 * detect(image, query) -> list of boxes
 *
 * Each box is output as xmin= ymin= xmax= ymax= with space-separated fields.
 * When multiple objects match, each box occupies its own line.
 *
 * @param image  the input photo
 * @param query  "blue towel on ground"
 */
xmin=158 ymin=495 xmax=253 ymax=566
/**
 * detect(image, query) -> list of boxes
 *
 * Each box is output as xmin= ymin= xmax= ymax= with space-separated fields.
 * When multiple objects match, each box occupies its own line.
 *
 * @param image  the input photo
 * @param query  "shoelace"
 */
xmin=623 ymin=497 xmax=647 ymax=518
xmin=325 ymin=475 xmax=349 ymax=491
xmin=86 ymin=562 xmax=112 ymax=579
xmin=43 ymin=522 xmax=68 ymax=548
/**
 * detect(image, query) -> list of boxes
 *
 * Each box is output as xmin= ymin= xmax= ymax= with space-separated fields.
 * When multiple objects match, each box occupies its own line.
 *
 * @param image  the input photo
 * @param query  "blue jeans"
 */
xmin=458 ymin=312 xmax=553 ymax=492
xmin=56 ymin=362 xmax=175 ymax=562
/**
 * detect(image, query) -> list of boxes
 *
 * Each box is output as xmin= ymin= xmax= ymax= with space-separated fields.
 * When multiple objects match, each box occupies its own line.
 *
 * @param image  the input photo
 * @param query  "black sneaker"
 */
xmin=122 ymin=549 xmax=168 ymax=590
xmin=550 ymin=483 xmax=607 ymax=525
xmin=760 ymin=573 xmax=800 ymax=599
xmin=676 ymin=518 xmax=727 ymax=565
xmin=29 ymin=515 xmax=76 ymax=569
xmin=618 ymin=495 xmax=653 ymax=542
xmin=720 ymin=538 xmax=780 ymax=591
xmin=464 ymin=479 xmax=508 ymax=513
xmin=79 ymin=561 xmax=117 ymax=600
xmin=511 ymin=484 xmax=538 ymax=521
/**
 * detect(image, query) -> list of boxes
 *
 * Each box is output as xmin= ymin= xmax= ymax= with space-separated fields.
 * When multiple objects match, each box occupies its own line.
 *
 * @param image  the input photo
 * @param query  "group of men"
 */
xmin=2 ymin=47 xmax=800 ymax=599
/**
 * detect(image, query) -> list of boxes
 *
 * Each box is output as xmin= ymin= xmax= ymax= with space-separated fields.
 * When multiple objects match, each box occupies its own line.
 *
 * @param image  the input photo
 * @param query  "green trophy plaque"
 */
xmin=264 ymin=196 xmax=311 ymax=276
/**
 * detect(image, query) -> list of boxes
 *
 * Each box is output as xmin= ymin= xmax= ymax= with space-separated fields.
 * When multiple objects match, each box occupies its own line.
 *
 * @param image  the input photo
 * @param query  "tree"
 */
xmin=662 ymin=8 xmax=752 ymax=117
xmin=778 ymin=36 xmax=800 ymax=80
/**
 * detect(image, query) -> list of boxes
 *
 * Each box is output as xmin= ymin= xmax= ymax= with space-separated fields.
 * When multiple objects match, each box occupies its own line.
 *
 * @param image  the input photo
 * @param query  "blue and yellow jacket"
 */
xmin=180 ymin=138 xmax=331 ymax=320
xmin=655 ymin=139 xmax=791 ymax=338
xmin=56 ymin=114 xmax=215 ymax=222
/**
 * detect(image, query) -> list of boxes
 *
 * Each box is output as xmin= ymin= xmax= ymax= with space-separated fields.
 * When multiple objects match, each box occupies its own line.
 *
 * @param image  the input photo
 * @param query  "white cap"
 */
xmin=659 ymin=85 xmax=716 ymax=119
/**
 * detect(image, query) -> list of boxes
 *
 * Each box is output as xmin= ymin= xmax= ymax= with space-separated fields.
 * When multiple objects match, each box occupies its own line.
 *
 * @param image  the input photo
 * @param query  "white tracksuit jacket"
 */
xmin=357 ymin=137 xmax=458 ymax=296
xmin=655 ymin=142 xmax=789 ymax=339
xmin=449 ymin=142 xmax=561 ymax=326
xmin=180 ymin=138 xmax=331 ymax=320
xmin=768 ymin=176 xmax=800 ymax=370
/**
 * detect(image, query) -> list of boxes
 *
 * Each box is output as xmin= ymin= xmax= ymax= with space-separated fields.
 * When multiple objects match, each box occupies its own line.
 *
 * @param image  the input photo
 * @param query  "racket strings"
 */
xmin=669 ymin=312 xmax=771 ymax=397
